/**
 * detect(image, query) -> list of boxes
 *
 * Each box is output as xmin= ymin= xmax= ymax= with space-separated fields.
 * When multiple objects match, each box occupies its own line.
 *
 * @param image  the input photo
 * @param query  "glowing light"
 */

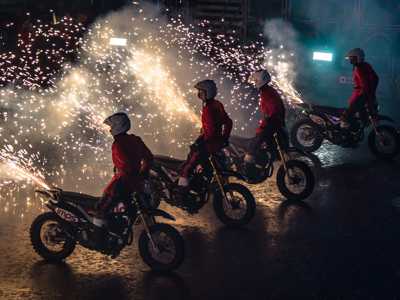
xmin=313 ymin=51 xmax=333 ymax=62
xmin=109 ymin=37 xmax=128 ymax=47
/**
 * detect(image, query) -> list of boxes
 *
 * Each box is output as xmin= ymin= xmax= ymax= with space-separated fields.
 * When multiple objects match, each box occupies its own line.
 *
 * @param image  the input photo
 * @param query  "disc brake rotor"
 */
xmin=148 ymin=232 xmax=175 ymax=264
xmin=223 ymin=192 xmax=246 ymax=219
xmin=40 ymin=221 xmax=66 ymax=252
xmin=376 ymin=131 xmax=396 ymax=153
xmin=285 ymin=167 xmax=306 ymax=192
xmin=298 ymin=126 xmax=316 ymax=146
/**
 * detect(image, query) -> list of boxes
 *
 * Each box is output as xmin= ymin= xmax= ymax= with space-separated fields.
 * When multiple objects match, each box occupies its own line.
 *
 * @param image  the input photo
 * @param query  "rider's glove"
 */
xmin=190 ymin=136 xmax=205 ymax=151
xmin=222 ymin=137 xmax=230 ymax=148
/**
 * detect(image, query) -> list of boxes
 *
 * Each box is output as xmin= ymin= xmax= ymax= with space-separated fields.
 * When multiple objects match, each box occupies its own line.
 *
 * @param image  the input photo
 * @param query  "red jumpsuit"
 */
xmin=256 ymin=85 xmax=286 ymax=134
xmin=100 ymin=134 xmax=153 ymax=212
xmin=251 ymin=85 xmax=286 ymax=154
xmin=181 ymin=99 xmax=233 ymax=178
xmin=346 ymin=62 xmax=379 ymax=118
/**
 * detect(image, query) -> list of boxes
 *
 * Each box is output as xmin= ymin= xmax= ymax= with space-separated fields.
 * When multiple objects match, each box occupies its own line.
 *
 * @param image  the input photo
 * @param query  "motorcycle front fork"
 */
xmin=138 ymin=210 xmax=159 ymax=253
xmin=369 ymin=114 xmax=385 ymax=145
xmin=274 ymin=133 xmax=287 ymax=168
xmin=274 ymin=133 xmax=294 ymax=182
xmin=364 ymin=106 xmax=381 ymax=137
xmin=208 ymin=157 xmax=233 ymax=207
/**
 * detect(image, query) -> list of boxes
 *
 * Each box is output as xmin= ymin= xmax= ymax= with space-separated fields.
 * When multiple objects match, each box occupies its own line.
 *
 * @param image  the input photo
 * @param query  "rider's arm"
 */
xmin=356 ymin=66 xmax=374 ymax=105
xmin=256 ymin=89 xmax=270 ymax=134
xmin=112 ymin=142 xmax=129 ymax=173
xmin=202 ymin=106 xmax=216 ymax=141
xmin=221 ymin=107 xmax=233 ymax=140
xmin=138 ymin=138 xmax=153 ymax=175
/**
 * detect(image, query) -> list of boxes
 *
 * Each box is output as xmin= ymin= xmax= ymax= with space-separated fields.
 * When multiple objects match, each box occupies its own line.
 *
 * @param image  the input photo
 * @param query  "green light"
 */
xmin=313 ymin=51 xmax=333 ymax=62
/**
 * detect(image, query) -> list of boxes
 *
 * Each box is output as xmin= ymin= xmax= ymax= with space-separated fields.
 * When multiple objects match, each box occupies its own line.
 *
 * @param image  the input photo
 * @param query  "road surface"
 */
xmin=1 ymin=142 xmax=400 ymax=300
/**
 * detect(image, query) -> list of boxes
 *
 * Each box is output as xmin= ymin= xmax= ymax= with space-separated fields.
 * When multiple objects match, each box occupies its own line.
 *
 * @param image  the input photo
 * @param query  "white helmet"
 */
xmin=249 ymin=69 xmax=271 ymax=89
xmin=346 ymin=48 xmax=365 ymax=63
xmin=194 ymin=80 xmax=217 ymax=100
xmin=103 ymin=112 xmax=131 ymax=136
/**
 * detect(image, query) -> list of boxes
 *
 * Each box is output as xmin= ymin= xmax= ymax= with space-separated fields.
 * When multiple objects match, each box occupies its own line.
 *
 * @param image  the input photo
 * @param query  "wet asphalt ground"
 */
xmin=1 ymin=142 xmax=400 ymax=300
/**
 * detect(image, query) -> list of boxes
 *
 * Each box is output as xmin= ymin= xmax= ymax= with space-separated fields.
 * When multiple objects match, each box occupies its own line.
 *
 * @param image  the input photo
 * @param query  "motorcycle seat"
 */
xmin=230 ymin=129 xmax=289 ymax=151
xmin=59 ymin=191 xmax=100 ymax=209
xmin=312 ymin=105 xmax=346 ymax=116
xmin=154 ymin=155 xmax=185 ymax=172
xmin=229 ymin=135 xmax=254 ymax=151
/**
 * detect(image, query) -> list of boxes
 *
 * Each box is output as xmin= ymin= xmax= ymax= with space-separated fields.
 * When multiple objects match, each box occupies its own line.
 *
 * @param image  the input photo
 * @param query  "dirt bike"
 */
xmin=149 ymin=153 xmax=256 ymax=227
xmin=291 ymin=103 xmax=400 ymax=160
xmin=31 ymin=188 xmax=184 ymax=271
xmin=225 ymin=130 xmax=315 ymax=201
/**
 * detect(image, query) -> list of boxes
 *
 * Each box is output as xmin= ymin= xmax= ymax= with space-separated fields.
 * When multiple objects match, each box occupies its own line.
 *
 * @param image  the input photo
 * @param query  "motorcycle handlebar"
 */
xmin=294 ymin=102 xmax=312 ymax=110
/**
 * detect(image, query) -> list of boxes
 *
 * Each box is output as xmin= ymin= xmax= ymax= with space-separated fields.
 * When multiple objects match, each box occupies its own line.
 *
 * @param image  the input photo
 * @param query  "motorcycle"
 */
xmin=291 ymin=103 xmax=400 ymax=159
xmin=225 ymin=130 xmax=315 ymax=201
xmin=31 ymin=188 xmax=184 ymax=271
xmin=149 ymin=153 xmax=256 ymax=227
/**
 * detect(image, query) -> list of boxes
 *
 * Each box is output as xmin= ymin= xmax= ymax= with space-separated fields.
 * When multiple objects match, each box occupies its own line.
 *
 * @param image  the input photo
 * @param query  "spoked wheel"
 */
xmin=213 ymin=183 xmax=256 ymax=227
xmin=368 ymin=125 xmax=400 ymax=160
xmin=30 ymin=212 xmax=76 ymax=262
xmin=291 ymin=119 xmax=323 ymax=152
xmin=139 ymin=223 xmax=184 ymax=271
xmin=277 ymin=160 xmax=315 ymax=201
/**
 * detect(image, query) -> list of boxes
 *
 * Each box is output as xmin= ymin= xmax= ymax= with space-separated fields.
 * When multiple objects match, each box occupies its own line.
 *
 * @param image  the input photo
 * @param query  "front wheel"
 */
xmin=291 ymin=119 xmax=323 ymax=152
xmin=213 ymin=183 xmax=256 ymax=227
xmin=277 ymin=160 xmax=315 ymax=201
xmin=368 ymin=125 xmax=400 ymax=160
xmin=139 ymin=223 xmax=184 ymax=271
xmin=30 ymin=212 xmax=76 ymax=262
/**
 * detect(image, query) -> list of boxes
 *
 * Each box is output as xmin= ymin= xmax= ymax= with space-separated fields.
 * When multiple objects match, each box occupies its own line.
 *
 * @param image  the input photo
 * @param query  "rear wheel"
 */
xmin=30 ymin=212 xmax=76 ymax=262
xmin=368 ymin=125 xmax=400 ymax=160
xmin=213 ymin=183 xmax=256 ymax=227
xmin=291 ymin=119 xmax=323 ymax=152
xmin=139 ymin=223 xmax=184 ymax=271
xmin=277 ymin=160 xmax=315 ymax=201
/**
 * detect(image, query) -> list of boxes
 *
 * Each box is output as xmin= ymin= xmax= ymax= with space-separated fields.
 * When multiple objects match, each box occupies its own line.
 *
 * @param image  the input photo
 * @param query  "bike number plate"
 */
xmin=54 ymin=207 xmax=79 ymax=223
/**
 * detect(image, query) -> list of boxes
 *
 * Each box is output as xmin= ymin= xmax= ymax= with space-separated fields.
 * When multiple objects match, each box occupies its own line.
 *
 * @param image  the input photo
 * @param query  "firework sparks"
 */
xmin=128 ymin=49 xmax=201 ymax=125
xmin=0 ymin=146 xmax=50 ymax=190
xmin=0 ymin=3 xmax=305 ymax=216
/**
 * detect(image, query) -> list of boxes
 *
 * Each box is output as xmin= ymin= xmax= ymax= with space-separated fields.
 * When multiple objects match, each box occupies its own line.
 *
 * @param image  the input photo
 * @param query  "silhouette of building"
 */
xmin=155 ymin=0 xmax=250 ymax=39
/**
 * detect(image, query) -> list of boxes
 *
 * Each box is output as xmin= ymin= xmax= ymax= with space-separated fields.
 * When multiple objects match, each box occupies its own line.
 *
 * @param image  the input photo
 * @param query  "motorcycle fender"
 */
xmin=148 ymin=209 xmax=176 ymax=221
xmin=287 ymin=147 xmax=309 ymax=157
xmin=377 ymin=115 xmax=395 ymax=123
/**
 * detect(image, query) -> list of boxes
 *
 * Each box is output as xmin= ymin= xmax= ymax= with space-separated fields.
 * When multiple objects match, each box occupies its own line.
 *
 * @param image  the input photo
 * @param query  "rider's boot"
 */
xmin=176 ymin=176 xmax=190 ymax=195
xmin=178 ymin=176 xmax=189 ymax=187
xmin=243 ymin=153 xmax=258 ymax=177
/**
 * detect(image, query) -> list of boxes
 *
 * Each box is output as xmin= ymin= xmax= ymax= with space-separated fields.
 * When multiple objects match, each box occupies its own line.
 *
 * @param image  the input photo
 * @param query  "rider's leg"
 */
xmin=341 ymin=96 xmax=365 ymax=128
xmin=97 ymin=178 xmax=130 ymax=216
xmin=93 ymin=178 xmax=130 ymax=251
xmin=246 ymin=121 xmax=277 ymax=163
xmin=178 ymin=150 xmax=201 ymax=187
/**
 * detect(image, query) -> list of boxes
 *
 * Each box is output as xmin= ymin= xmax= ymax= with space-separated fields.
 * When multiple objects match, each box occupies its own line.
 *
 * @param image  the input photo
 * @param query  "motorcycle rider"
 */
xmin=341 ymin=48 xmax=379 ymax=128
xmin=96 ymin=112 xmax=154 ymax=216
xmin=245 ymin=69 xmax=286 ymax=164
xmin=178 ymin=80 xmax=233 ymax=187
